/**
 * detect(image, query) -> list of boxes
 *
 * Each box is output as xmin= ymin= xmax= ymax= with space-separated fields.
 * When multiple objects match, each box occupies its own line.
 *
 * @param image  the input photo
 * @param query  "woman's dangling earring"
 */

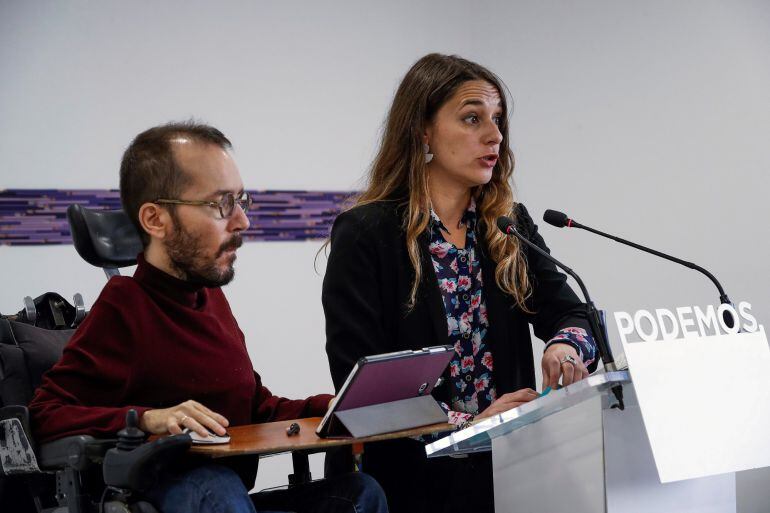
xmin=423 ymin=143 xmax=434 ymax=164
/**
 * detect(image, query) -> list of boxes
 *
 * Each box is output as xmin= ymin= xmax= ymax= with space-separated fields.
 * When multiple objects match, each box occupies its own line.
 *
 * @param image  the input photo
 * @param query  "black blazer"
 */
xmin=321 ymin=200 xmax=596 ymax=512
xmin=323 ymin=200 xmax=595 ymax=399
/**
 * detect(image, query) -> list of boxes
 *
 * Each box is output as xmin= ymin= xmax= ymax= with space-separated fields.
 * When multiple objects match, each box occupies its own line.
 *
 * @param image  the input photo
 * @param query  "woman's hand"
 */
xmin=139 ymin=400 xmax=229 ymax=438
xmin=542 ymin=343 xmax=589 ymax=389
xmin=476 ymin=388 xmax=539 ymax=420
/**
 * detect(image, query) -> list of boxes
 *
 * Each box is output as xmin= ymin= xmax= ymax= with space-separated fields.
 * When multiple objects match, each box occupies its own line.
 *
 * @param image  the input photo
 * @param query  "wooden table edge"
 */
xmin=184 ymin=417 xmax=454 ymax=458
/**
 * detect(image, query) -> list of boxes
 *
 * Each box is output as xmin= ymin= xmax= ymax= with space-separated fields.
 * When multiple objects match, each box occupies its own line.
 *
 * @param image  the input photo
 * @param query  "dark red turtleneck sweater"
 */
xmin=30 ymin=254 xmax=332 ymax=443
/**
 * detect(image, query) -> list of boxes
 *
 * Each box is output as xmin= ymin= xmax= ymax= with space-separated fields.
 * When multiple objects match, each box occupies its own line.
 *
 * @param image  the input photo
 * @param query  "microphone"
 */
xmin=496 ymin=216 xmax=624 ymax=409
xmin=543 ymin=209 xmax=569 ymax=228
xmin=542 ymin=209 xmax=735 ymax=328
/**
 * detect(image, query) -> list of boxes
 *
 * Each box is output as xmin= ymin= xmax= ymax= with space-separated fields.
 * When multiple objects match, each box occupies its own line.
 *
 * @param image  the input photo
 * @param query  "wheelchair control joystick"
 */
xmin=103 ymin=409 xmax=192 ymax=493
xmin=116 ymin=409 xmax=146 ymax=451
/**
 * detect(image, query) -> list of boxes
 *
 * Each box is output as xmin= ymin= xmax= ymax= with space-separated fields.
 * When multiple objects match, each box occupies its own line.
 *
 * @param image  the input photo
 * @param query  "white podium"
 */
xmin=425 ymin=372 xmax=735 ymax=513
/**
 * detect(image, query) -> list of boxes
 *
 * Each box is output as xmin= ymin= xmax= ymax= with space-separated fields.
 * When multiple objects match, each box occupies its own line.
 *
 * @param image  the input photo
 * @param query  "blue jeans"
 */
xmin=144 ymin=463 xmax=388 ymax=513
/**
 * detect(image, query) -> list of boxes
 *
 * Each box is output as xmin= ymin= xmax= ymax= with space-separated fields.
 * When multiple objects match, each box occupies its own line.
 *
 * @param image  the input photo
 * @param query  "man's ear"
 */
xmin=138 ymin=203 xmax=171 ymax=242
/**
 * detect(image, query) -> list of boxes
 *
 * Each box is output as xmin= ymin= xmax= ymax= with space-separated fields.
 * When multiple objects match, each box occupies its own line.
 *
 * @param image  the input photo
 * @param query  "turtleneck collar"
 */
xmin=132 ymin=253 xmax=208 ymax=309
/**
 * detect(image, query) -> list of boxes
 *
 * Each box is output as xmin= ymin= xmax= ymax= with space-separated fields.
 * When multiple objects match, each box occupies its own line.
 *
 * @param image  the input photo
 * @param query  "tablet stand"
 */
xmin=327 ymin=395 xmax=447 ymax=438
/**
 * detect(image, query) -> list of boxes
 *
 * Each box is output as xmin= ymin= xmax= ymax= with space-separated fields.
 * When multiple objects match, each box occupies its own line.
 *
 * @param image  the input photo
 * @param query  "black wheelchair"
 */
xmin=0 ymin=205 xmax=189 ymax=513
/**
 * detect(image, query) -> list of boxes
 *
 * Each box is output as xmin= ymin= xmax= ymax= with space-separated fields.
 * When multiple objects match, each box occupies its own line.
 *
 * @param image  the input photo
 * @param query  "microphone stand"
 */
xmin=546 ymin=211 xmax=735 ymax=327
xmin=501 ymin=221 xmax=625 ymax=410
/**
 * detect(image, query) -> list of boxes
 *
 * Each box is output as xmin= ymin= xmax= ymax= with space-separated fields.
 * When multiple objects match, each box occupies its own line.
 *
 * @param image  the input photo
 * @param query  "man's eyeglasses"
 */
xmin=154 ymin=191 xmax=253 ymax=219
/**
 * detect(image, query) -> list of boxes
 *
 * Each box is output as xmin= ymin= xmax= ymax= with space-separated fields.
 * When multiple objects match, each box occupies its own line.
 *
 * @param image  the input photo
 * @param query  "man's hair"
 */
xmin=119 ymin=121 xmax=232 ymax=245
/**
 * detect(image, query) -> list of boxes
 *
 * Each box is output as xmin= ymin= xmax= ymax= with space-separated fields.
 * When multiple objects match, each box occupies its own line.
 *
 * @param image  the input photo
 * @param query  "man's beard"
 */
xmin=165 ymin=220 xmax=243 ymax=288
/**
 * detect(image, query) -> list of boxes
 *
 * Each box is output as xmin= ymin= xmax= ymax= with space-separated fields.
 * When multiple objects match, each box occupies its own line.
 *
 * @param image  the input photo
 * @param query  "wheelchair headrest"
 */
xmin=66 ymin=205 xmax=142 ymax=269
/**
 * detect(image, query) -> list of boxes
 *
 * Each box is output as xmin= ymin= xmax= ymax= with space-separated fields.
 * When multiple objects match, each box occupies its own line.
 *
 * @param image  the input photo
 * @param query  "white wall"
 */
xmin=2 ymin=1 xmax=769 ymax=509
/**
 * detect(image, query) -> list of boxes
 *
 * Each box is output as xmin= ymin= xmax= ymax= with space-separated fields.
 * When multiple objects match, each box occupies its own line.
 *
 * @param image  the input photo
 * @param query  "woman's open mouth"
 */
xmin=480 ymin=154 xmax=498 ymax=167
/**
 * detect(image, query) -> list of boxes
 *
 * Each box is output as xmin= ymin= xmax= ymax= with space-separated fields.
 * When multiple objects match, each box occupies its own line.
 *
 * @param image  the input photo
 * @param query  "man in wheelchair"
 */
xmin=28 ymin=122 xmax=388 ymax=513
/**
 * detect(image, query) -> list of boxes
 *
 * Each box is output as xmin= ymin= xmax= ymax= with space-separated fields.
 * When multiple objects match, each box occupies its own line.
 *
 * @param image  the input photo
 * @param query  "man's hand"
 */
xmin=139 ymin=400 xmax=229 ymax=438
xmin=328 ymin=396 xmax=336 ymax=410
xmin=476 ymin=388 xmax=539 ymax=421
xmin=542 ymin=343 xmax=589 ymax=389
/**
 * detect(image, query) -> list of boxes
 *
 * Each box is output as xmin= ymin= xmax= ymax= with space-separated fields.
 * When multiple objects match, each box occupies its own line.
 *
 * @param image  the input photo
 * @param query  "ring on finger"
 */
xmin=560 ymin=355 xmax=577 ymax=366
xmin=179 ymin=414 xmax=189 ymax=425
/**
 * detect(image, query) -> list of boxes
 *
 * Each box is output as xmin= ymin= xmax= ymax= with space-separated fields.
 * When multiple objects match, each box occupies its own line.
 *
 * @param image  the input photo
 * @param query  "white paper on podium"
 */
xmin=622 ymin=325 xmax=770 ymax=483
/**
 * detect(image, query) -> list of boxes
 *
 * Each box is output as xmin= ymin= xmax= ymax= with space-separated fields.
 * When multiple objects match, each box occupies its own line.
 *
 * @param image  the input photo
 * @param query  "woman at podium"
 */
xmin=322 ymin=53 xmax=599 ymax=513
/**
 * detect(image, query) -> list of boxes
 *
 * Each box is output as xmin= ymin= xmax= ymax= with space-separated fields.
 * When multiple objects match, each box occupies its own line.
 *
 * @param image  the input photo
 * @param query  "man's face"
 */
xmin=163 ymin=140 xmax=250 ymax=287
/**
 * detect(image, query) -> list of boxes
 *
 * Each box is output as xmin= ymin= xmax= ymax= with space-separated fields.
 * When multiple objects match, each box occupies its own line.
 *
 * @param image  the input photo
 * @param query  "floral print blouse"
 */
xmin=427 ymin=200 xmax=597 ymax=426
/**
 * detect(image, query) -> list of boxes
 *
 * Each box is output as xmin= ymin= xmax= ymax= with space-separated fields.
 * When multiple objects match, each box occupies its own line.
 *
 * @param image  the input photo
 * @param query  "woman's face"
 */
xmin=424 ymin=79 xmax=504 ymax=191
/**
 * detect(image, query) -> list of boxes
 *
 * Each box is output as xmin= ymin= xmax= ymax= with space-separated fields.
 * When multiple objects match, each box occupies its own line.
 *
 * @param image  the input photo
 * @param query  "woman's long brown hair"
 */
xmin=342 ymin=53 xmax=531 ymax=310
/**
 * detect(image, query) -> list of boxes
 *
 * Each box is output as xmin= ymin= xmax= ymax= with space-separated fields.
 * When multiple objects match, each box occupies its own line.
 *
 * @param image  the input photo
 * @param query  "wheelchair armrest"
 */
xmin=103 ymin=434 xmax=192 ymax=492
xmin=39 ymin=435 xmax=117 ymax=471
xmin=0 ymin=405 xmax=115 ymax=474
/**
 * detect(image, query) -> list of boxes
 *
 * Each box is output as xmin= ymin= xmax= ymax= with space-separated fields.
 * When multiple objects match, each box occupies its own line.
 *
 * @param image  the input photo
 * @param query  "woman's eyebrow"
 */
xmin=458 ymin=97 xmax=502 ymax=108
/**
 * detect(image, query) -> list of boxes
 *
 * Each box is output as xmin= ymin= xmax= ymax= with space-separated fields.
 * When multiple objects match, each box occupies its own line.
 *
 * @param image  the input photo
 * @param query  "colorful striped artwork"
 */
xmin=0 ymin=189 xmax=355 ymax=245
